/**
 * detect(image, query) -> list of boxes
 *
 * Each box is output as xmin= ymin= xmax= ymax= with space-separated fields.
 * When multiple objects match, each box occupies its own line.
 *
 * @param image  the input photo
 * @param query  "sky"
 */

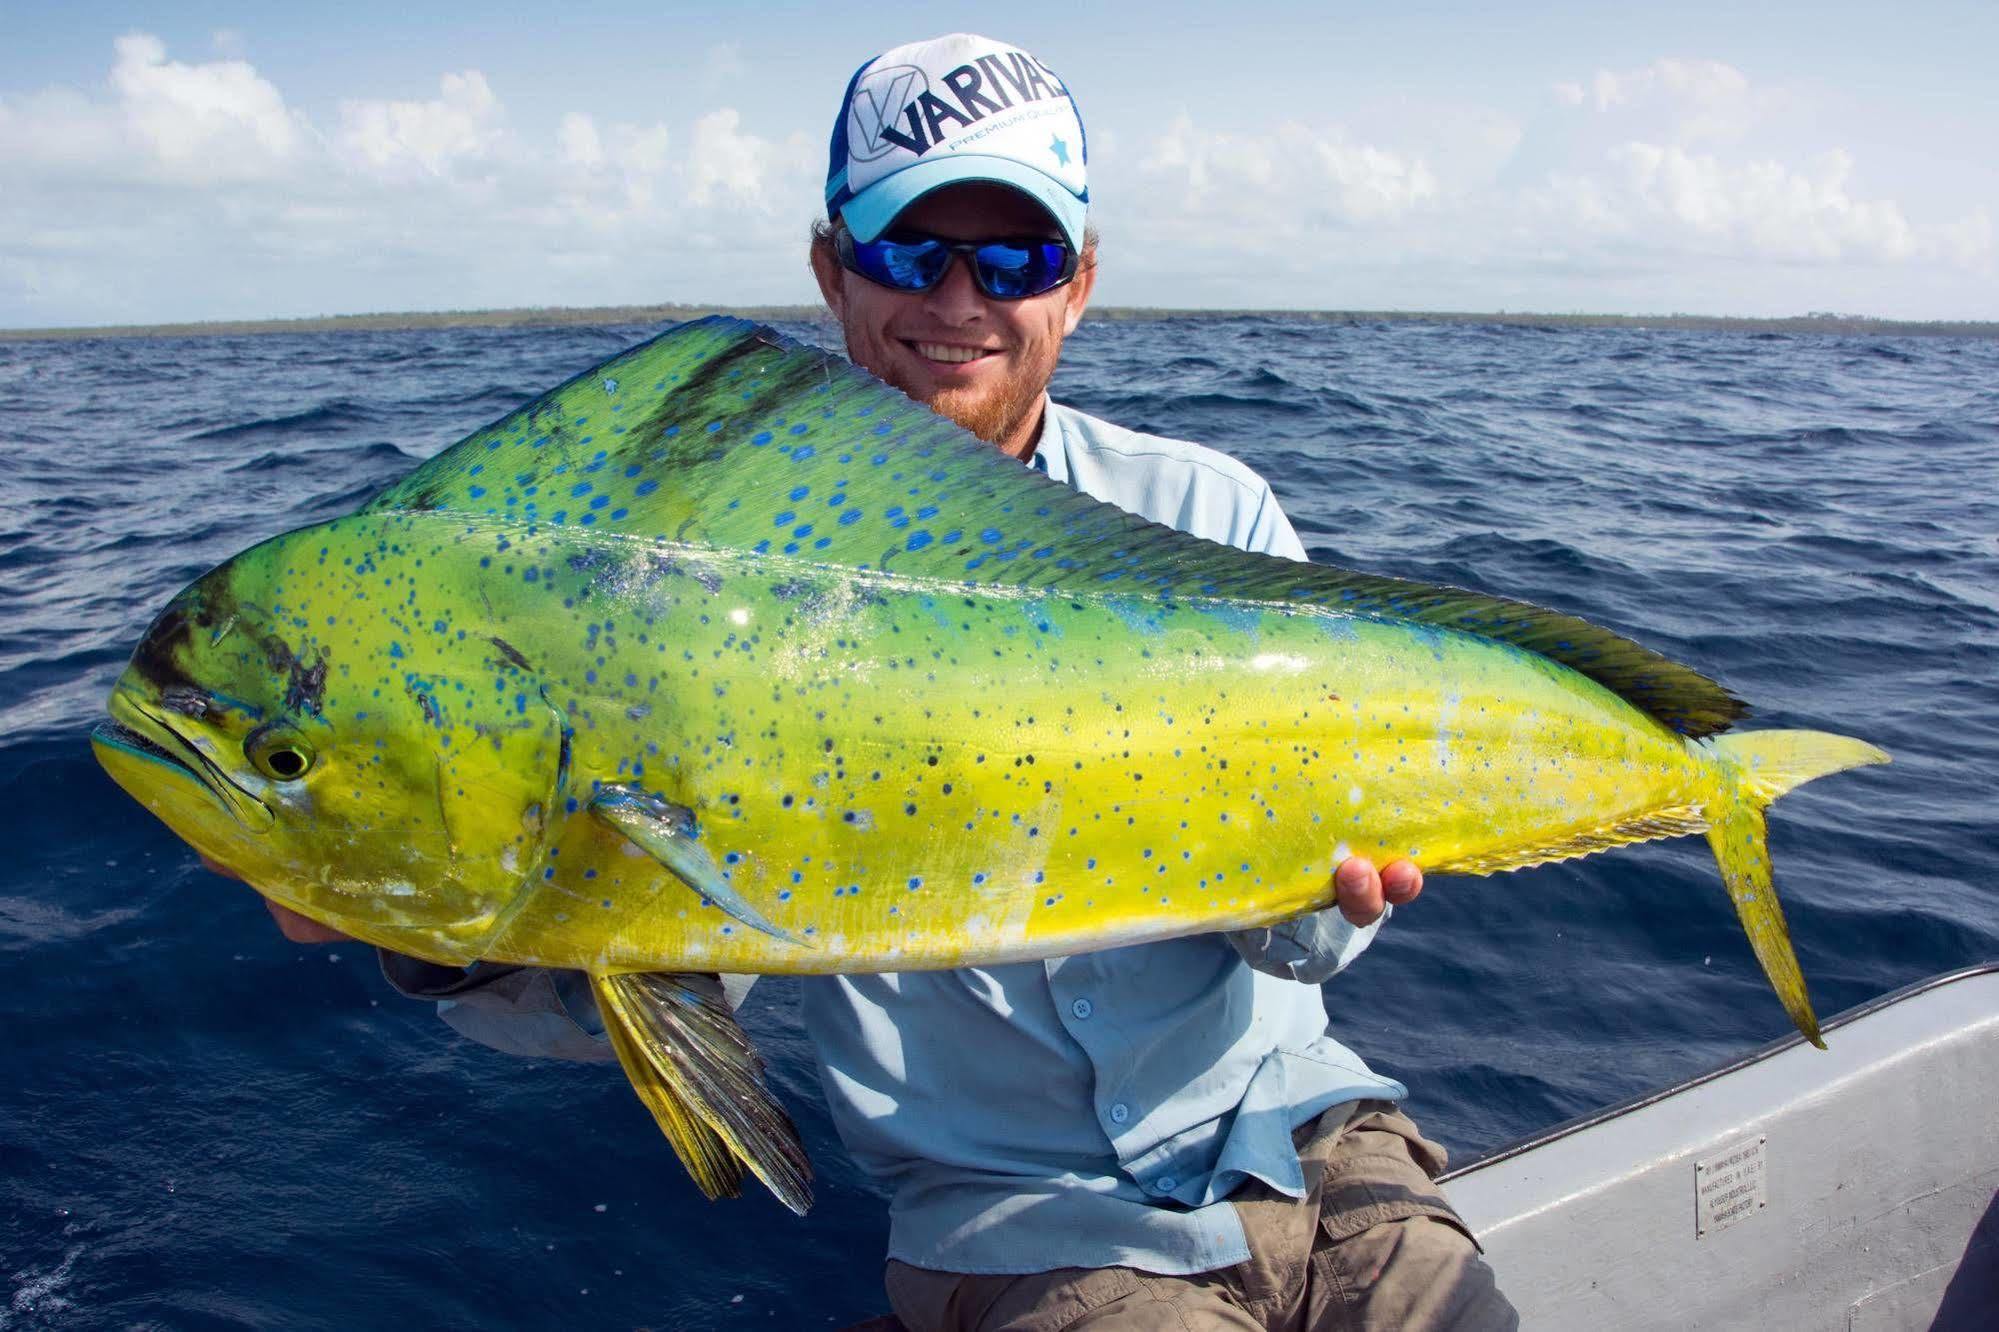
xmin=2 ymin=1 xmax=1995 ymax=327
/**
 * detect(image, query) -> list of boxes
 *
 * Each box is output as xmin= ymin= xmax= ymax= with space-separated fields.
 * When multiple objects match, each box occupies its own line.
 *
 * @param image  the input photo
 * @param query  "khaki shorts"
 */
xmin=883 ymin=1101 xmax=1516 ymax=1331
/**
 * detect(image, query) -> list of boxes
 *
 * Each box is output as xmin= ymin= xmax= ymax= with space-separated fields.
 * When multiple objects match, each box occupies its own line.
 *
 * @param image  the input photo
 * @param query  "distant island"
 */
xmin=3 ymin=303 xmax=1994 ymax=342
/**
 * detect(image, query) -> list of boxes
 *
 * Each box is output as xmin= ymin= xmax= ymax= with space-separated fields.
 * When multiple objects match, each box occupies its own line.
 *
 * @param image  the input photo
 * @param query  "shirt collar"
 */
xmin=1024 ymin=396 xmax=1067 ymax=481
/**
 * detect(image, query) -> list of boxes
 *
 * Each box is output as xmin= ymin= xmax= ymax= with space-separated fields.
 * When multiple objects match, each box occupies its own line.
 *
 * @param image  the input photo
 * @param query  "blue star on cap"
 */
xmin=1049 ymin=135 xmax=1070 ymax=167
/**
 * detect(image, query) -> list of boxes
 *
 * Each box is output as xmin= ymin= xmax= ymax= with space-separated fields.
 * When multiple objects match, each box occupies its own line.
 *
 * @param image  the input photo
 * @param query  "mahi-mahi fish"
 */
xmin=92 ymin=317 xmax=1887 ymax=1213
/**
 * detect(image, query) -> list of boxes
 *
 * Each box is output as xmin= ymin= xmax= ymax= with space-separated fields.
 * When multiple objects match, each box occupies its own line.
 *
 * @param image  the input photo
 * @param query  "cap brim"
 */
xmin=841 ymin=155 xmax=1087 ymax=249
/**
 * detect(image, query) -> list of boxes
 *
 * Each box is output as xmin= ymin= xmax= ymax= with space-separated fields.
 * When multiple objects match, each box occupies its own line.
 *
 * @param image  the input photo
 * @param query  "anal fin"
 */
xmin=1429 ymin=805 xmax=1709 ymax=875
xmin=591 ymin=971 xmax=813 ymax=1214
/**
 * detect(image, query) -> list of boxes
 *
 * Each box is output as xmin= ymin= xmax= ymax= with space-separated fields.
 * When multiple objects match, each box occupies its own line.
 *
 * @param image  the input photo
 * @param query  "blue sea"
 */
xmin=3 ymin=316 xmax=1996 ymax=1328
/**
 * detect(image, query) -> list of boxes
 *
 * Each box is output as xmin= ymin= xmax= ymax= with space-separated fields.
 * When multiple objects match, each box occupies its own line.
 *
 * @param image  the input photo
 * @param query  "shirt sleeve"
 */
xmin=377 ymin=951 xmax=761 ymax=1061
xmin=1226 ymin=905 xmax=1390 ymax=985
xmin=1241 ymin=480 xmax=1309 ymax=563
xmin=377 ymin=951 xmax=616 ymax=1062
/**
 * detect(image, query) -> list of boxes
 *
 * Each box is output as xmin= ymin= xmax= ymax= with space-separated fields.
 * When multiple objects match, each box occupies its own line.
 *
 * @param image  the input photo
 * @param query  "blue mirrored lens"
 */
xmin=972 ymin=243 xmax=1050 ymax=298
xmin=855 ymin=238 xmax=951 ymax=291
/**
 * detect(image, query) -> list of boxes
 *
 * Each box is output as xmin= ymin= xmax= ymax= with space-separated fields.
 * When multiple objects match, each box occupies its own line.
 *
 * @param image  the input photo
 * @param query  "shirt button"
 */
xmin=1108 ymin=1102 xmax=1130 ymax=1125
xmin=1154 ymin=1176 xmax=1178 ymax=1194
xmin=1070 ymin=998 xmax=1094 ymax=1020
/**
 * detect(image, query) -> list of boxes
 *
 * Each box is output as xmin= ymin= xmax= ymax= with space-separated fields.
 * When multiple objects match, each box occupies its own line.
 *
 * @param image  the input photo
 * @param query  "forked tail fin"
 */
xmin=1705 ymin=730 xmax=1890 ymax=1048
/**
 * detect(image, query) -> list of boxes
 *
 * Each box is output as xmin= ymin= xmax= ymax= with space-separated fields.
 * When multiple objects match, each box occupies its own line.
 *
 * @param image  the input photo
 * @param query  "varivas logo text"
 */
xmin=846 ymin=50 xmax=1070 ymax=162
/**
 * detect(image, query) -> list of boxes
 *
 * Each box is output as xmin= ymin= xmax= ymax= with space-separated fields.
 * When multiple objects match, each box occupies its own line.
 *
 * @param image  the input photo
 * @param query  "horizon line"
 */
xmin=4 ymin=302 xmax=1996 ymax=343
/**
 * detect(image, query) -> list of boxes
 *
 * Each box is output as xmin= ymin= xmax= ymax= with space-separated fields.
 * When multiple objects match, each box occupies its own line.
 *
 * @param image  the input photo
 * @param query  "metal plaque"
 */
xmin=1694 ymin=1134 xmax=1768 ymax=1238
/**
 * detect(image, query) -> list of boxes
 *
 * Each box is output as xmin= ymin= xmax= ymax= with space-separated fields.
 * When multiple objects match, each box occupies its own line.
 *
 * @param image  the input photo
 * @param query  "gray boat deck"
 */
xmin=1443 ymin=964 xmax=1999 ymax=1329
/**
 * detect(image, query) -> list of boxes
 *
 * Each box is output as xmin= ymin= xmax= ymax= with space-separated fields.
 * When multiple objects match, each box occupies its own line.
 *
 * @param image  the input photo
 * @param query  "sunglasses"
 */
xmin=836 ymin=229 xmax=1079 ymax=300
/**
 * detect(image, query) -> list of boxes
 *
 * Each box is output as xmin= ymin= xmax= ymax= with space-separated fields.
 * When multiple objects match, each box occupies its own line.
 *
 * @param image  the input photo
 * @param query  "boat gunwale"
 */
xmin=1436 ymin=959 xmax=1999 ymax=1182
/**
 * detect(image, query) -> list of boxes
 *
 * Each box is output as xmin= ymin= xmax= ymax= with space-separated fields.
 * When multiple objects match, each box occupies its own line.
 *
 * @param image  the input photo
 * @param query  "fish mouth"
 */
xmin=94 ymin=694 xmax=274 ymax=834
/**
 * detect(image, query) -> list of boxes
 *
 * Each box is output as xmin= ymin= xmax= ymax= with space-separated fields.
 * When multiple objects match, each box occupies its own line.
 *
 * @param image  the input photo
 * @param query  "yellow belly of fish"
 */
xmin=479 ymin=600 xmax=1705 ymax=975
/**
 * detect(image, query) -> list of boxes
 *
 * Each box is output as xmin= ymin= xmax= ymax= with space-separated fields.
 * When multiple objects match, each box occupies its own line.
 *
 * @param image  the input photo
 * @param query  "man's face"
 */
xmin=812 ymin=182 xmax=1095 ymax=457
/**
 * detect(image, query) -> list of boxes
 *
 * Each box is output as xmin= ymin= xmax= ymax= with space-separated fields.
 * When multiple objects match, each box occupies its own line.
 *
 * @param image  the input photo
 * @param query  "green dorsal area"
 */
xmin=366 ymin=316 xmax=1747 ymax=738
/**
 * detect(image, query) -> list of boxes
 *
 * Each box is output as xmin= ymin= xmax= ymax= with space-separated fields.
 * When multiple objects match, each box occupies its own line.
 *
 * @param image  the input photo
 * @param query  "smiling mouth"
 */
xmin=907 ymin=341 xmax=1000 ymax=366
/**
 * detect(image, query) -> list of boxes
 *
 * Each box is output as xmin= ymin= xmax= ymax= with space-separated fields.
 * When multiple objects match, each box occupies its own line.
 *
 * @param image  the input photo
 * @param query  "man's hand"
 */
xmin=201 ymin=856 xmax=356 ymax=944
xmin=1333 ymin=857 xmax=1423 ymax=928
xmin=266 ymin=899 xmax=354 ymax=944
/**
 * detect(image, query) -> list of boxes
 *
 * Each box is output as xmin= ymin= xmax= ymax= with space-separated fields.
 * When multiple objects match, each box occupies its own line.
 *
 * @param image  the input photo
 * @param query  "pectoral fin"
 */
xmin=590 ymin=971 xmax=813 ymax=1215
xmin=589 ymin=787 xmax=809 ymax=947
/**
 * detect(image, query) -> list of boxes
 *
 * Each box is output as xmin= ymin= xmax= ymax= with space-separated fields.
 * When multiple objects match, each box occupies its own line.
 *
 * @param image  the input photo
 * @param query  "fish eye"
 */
xmin=246 ymin=726 xmax=315 ymax=782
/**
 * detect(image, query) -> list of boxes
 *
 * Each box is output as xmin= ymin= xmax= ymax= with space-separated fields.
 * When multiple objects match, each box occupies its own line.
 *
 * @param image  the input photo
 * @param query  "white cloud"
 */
xmin=109 ymin=31 xmax=305 ymax=178
xmin=0 ymin=33 xmax=838 ymax=324
xmin=1088 ymin=56 xmax=1993 ymax=314
xmin=686 ymin=107 xmax=815 ymax=211
xmin=0 ymin=86 xmax=127 ymax=170
xmin=1514 ymin=60 xmax=1991 ymax=272
xmin=1611 ymin=144 xmax=1917 ymax=261
xmin=1581 ymin=58 xmax=1750 ymax=113
xmin=1137 ymin=113 xmax=1438 ymax=225
xmin=336 ymin=71 xmax=504 ymax=179
xmin=1548 ymin=58 xmax=1758 ymax=150
xmin=558 ymin=111 xmax=604 ymax=168
xmin=1934 ymin=209 xmax=1995 ymax=270
xmin=617 ymin=123 xmax=673 ymax=176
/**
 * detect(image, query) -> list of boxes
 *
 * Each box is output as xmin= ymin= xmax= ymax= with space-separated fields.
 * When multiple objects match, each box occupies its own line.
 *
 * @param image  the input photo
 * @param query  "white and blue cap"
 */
xmin=826 ymin=33 xmax=1088 ymax=248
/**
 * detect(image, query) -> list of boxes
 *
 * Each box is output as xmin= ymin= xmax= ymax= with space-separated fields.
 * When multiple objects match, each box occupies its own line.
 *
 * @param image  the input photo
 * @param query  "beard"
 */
xmin=924 ymin=370 xmax=1049 ymax=449
xmin=843 ymin=327 xmax=1058 ymax=453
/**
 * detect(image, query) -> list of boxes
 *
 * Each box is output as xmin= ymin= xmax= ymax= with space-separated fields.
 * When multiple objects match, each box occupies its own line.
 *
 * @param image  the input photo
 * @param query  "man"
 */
xmin=270 ymin=32 xmax=1516 ymax=1330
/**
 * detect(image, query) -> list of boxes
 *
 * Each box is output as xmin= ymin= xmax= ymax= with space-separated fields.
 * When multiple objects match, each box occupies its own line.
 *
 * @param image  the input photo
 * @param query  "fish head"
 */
xmin=93 ymin=532 xmax=568 ymax=963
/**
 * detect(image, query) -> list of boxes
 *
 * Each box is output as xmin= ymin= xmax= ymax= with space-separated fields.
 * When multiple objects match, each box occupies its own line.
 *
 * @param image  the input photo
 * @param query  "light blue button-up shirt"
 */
xmin=800 ymin=401 xmax=1404 ymax=1277
xmin=401 ymin=399 xmax=1405 ymax=1278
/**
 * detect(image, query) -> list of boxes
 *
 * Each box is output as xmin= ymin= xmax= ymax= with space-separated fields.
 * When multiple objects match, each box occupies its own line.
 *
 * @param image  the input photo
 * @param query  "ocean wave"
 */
xmin=225 ymin=440 xmax=411 ymax=473
xmin=185 ymin=400 xmax=380 ymax=442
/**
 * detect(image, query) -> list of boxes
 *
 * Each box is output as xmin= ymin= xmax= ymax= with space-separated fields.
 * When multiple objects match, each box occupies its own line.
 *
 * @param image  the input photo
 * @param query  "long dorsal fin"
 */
xmin=366 ymin=317 xmax=1745 ymax=737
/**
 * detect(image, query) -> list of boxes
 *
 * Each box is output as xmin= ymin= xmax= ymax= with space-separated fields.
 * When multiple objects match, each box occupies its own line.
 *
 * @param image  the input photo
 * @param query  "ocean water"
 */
xmin=3 ymin=316 xmax=1996 ymax=1328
